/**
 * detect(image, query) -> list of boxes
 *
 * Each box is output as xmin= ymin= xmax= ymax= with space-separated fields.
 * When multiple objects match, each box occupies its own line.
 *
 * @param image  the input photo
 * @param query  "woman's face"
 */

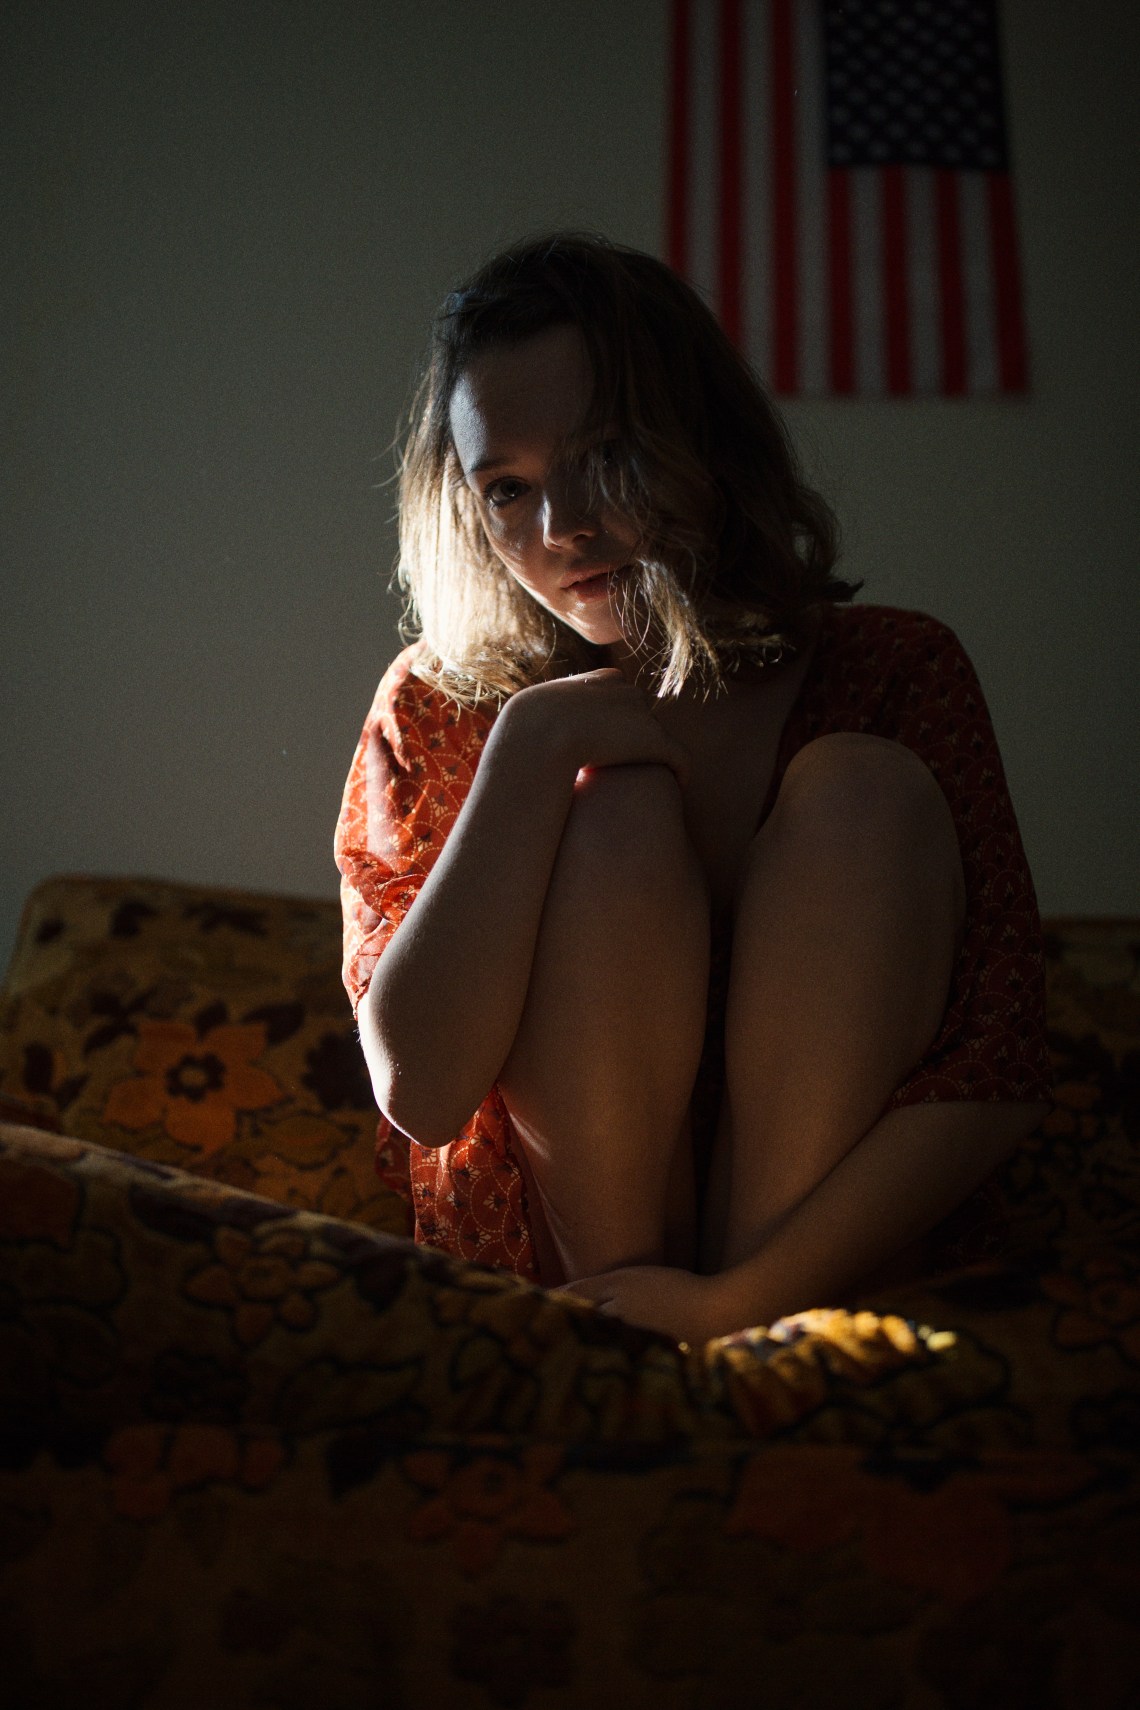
xmin=448 ymin=324 xmax=639 ymax=650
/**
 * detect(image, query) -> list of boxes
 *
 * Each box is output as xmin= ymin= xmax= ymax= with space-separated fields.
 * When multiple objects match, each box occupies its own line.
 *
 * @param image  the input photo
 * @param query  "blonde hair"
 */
xmin=396 ymin=232 xmax=858 ymax=704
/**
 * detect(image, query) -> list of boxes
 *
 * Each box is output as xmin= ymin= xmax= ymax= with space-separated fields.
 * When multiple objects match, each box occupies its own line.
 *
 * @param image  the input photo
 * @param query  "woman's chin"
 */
xmin=560 ymin=610 xmax=626 ymax=649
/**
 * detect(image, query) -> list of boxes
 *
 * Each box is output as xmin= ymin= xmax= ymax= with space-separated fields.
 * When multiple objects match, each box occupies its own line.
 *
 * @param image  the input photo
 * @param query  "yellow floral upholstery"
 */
xmin=0 ymin=874 xmax=411 ymax=1234
xmin=1 ymin=877 xmax=1137 ymax=1707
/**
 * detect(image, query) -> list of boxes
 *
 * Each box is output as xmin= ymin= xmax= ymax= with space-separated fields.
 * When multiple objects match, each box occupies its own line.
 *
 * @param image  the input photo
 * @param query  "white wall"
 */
xmin=3 ymin=0 xmax=1137 ymax=971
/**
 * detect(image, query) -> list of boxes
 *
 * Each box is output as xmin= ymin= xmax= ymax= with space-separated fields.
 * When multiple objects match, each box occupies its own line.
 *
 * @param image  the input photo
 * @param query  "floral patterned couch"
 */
xmin=1 ymin=874 xmax=1137 ymax=1709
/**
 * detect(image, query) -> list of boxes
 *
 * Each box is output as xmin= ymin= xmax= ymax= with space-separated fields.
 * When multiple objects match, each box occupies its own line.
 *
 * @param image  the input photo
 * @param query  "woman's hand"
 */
xmin=554 ymin=1264 xmax=725 ymax=1345
xmin=500 ymin=669 xmax=691 ymax=789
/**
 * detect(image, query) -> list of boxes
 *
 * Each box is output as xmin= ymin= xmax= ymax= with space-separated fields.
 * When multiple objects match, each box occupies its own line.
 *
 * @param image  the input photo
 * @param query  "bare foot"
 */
xmin=555 ymin=1264 xmax=724 ymax=1344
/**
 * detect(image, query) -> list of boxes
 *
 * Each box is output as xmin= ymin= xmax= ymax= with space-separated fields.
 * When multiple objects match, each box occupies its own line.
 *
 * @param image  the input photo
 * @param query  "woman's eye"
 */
xmin=484 ymin=479 xmax=524 ymax=510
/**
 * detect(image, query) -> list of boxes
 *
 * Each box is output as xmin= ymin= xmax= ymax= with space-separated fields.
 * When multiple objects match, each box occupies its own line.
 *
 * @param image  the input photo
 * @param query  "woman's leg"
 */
xmin=701 ymin=733 xmax=966 ymax=1274
xmin=498 ymin=763 xmax=710 ymax=1287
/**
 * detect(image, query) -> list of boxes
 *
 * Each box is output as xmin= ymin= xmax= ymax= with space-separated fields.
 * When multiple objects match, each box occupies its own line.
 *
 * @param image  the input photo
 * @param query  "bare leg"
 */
xmin=498 ymin=763 xmax=710 ymax=1286
xmin=702 ymin=733 xmax=966 ymax=1273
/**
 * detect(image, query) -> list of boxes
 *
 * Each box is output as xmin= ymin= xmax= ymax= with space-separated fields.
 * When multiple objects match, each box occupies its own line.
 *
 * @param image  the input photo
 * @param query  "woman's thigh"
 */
xmin=702 ymin=733 xmax=966 ymax=1270
xmin=498 ymin=762 xmax=712 ymax=1282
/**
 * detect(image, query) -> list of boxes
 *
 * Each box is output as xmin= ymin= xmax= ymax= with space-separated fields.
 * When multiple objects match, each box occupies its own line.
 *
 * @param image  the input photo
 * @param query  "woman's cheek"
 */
xmin=476 ymin=510 xmax=514 ymax=563
xmin=492 ymin=520 xmax=531 ymax=568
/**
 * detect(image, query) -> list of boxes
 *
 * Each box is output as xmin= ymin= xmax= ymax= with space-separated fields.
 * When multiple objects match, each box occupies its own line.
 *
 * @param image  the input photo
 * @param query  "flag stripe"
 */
xmin=960 ymin=172 xmax=998 ymax=392
xmin=793 ymin=0 xmax=827 ymax=394
xmin=667 ymin=0 xmax=692 ymax=275
xmin=686 ymin=0 xmax=720 ymax=312
xmin=852 ymin=169 xmax=884 ymax=395
xmin=988 ymin=171 xmax=1028 ymax=391
xmin=907 ymin=169 xmax=941 ymax=394
xmin=882 ymin=165 xmax=911 ymax=394
xmin=827 ymin=170 xmax=855 ymax=393
xmin=718 ymin=0 xmax=745 ymax=346
xmin=770 ymin=0 xmax=798 ymax=393
xmin=936 ymin=170 xmax=968 ymax=395
xmin=743 ymin=0 xmax=772 ymax=382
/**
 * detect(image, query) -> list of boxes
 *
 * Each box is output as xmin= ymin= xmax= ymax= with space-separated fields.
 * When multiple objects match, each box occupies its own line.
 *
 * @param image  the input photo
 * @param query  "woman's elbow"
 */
xmin=377 ymin=1073 xmax=461 ymax=1152
xmin=357 ymin=979 xmax=485 ymax=1149
xmin=357 ymin=1031 xmax=464 ymax=1150
xmin=357 ymin=1043 xmax=449 ymax=1150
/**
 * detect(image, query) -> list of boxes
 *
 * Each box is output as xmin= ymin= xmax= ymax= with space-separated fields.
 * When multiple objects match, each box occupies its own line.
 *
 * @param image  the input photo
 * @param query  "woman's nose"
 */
xmin=542 ymin=475 xmax=599 ymax=548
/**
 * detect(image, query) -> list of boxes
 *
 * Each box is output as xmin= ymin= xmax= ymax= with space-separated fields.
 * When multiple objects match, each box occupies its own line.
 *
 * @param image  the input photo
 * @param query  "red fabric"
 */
xmin=336 ymin=604 xmax=1053 ymax=1281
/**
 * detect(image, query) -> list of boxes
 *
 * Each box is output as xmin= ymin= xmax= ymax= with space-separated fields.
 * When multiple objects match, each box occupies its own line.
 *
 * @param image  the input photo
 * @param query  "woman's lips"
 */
xmin=567 ymin=565 xmax=629 ymax=600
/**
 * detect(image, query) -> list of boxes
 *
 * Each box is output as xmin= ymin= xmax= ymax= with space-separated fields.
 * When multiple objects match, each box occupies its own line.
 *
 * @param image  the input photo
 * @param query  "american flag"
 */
xmin=667 ymin=0 xmax=1029 ymax=396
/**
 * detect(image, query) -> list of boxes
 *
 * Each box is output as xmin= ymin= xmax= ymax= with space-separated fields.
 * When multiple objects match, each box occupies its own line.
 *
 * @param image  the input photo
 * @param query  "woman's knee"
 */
xmin=776 ymin=734 xmax=953 ymax=847
xmin=561 ymin=763 xmax=706 ymax=902
xmin=763 ymin=735 xmax=965 ymax=928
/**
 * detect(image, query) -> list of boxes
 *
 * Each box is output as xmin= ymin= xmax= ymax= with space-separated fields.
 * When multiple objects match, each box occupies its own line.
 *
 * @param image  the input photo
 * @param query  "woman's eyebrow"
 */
xmin=469 ymin=432 xmax=595 ymax=477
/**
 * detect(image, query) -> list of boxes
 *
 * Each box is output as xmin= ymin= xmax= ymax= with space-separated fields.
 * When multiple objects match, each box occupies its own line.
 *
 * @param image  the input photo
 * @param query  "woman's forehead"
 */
xmin=448 ymin=324 xmax=594 ymax=471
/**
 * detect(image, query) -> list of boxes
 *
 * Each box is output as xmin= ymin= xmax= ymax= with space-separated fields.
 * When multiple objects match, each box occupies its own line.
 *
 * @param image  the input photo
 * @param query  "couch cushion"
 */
xmin=0 ymin=875 xmax=411 ymax=1236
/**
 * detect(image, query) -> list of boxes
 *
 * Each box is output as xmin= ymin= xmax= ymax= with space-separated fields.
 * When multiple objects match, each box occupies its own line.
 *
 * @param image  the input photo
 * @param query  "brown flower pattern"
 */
xmin=404 ymin=1445 xmax=574 ymax=1575
xmin=725 ymin=1446 xmax=1097 ymax=1605
xmin=103 ymin=1423 xmax=286 ymax=1519
xmin=185 ymin=1225 xmax=340 ymax=1345
xmin=1042 ymin=1253 xmax=1140 ymax=1365
xmin=103 ymin=1018 xmax=284 ymax=1154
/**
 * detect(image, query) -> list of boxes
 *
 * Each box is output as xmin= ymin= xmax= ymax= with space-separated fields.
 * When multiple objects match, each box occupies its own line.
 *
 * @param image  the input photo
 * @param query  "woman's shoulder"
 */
xmin=819 ymin=601 xmax=977 ymax=681
xmin=802 ymin=603 xmax=989 ymax=737
xmin=369 ymin=641 xmax=494 ymax=766
xmin=822 ymin=601 xmax=965 ymax=651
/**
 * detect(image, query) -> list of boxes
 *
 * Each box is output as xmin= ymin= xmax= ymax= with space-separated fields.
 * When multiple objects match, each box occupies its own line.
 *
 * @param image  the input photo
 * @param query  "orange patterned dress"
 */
xmin=335 ymin=603 xmax=1053 ymax=1282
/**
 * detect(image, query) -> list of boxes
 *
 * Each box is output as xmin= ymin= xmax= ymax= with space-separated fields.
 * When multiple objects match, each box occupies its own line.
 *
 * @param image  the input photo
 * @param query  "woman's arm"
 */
xmin=560 ymin=1098 xmax=1050 ymax=1341
xmin=359 ymin=672 xmax=689 ymax=1148
xmin=359 ymin=703 xmax=577 ymax=1147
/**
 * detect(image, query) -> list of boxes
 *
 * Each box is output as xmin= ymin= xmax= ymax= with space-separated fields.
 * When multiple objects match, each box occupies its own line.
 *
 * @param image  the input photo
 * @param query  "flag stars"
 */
xmin=824 ymin=0 xmax=1008 ymax=171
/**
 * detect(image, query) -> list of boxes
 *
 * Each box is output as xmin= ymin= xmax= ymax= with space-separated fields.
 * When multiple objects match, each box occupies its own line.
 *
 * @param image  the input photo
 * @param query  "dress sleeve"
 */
xmin=334 ymin=650 xmax=491 ymax=1017
xmin=881 ymin=615 xmax=1054 ymax=1110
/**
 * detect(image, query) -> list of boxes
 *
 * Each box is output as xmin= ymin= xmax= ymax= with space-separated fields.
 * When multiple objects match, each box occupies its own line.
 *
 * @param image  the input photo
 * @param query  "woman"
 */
xmin=335 ymin=232 xmax=1052 ymax=1344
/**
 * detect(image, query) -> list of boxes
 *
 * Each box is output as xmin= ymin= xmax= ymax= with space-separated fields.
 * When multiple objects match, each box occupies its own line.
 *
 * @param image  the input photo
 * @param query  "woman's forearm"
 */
xmin=359 ymin=704 xmax=580 ymax=1146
